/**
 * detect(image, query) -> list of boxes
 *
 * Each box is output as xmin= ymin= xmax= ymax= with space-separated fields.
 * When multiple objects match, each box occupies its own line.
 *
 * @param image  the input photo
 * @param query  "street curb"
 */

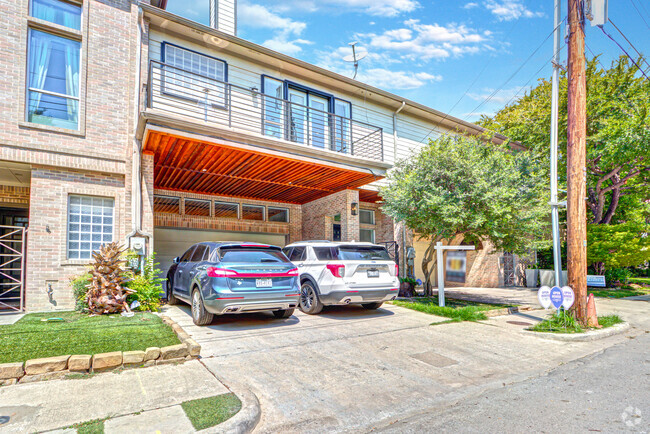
xmin=205 ymin=383 xmax=261 ymax=434
xmin=521 ymin=322 xmax=630 ymax=342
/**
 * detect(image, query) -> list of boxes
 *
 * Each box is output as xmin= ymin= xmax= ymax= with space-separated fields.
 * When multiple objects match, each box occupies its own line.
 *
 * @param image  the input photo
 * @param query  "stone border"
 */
xmin=521 ymin=322 xmax=630 ymax=342
xmin=209 ymin=383 xmax=261 ymax=434
xmin=0 ymin=314 xmax=200 ymax=386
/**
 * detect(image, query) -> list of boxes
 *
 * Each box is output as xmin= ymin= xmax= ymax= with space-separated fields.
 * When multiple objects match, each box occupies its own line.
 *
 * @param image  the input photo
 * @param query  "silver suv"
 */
xmin=282 ymin=241 xmax=400 ymax=314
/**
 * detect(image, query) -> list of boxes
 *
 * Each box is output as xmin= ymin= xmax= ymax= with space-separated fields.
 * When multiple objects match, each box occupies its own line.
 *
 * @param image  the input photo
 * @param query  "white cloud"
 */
xmin=239 ymin=3 xmax=312 ymax=55
xmin=463 ymin=2 xmax=479 ymax=9
xmin=356 ymin=68 xmax=441 ymax=89
xmin=359 ymin=19 xmax=488 ymax=61
xmin=484 ymin=0 xmax=544 ymax=21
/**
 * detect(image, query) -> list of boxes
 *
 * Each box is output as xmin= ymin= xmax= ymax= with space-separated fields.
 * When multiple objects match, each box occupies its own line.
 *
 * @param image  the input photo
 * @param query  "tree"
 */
xmin=86 ymin=242 xmax=134 ymax=314
xmin=380 ymin=135 xmax=549 ymax=294
xmin=479 ymin=56 xmax=650 ymax=225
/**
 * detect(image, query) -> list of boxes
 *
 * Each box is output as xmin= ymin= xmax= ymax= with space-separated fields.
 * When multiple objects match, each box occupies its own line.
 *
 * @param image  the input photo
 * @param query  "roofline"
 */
xmin=139 ymin=3 xmax=516 ymax=146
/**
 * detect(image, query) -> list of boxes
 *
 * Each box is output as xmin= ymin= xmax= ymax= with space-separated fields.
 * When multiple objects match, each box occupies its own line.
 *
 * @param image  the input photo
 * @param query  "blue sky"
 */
xmin=166 ymin=0 xmax=650 ymax=122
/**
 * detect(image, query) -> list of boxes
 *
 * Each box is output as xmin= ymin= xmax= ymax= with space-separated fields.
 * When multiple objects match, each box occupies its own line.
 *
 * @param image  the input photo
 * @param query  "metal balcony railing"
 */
xmin=147 ymin=61 xmax=384 ymax=162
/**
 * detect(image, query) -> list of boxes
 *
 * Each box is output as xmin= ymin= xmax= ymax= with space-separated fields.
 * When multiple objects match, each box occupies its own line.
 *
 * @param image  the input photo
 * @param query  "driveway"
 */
xmin=163 ymin=299 xmax=646 ymax=433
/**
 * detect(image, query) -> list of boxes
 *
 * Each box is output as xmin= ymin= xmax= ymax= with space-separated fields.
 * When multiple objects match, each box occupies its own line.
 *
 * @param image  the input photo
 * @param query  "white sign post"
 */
xmin=434 ymin=242 xmax=476 ymax=307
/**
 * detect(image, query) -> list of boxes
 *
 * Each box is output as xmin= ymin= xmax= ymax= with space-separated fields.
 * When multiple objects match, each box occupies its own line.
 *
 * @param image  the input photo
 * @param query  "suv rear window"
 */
xmin=220 ymin=248 xmax=289 ymax=263
xmin=338 ymin=246 xmax=391 ymax=261
xmin=313 ymin=247 xmax=337 ymax=261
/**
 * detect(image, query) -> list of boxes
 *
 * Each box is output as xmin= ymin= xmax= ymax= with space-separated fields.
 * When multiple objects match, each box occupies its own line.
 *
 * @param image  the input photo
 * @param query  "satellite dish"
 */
xmin=343 ymin=42 xmax=368 ymax=79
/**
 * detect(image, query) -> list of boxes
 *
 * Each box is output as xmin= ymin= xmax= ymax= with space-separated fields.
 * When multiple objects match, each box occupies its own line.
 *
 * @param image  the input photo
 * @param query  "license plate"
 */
xmin=256 ymin=278 xmax=273 ymax=288
xmin=367 ymin=269 xmax=379 ymax=278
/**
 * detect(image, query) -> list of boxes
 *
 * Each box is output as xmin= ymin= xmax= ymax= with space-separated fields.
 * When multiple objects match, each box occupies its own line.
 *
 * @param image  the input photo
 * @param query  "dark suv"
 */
xmin=167 ymin=242 xmax=300 ymax=325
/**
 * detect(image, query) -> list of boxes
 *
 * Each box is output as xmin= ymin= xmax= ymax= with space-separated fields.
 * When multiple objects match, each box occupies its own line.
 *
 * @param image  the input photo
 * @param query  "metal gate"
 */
xmin=0 ymin=225 xmax=26 ymax=312
xmin=378 ymin=241 xmax=399 ymax=269
xmin=502 ymin=252 xmax=516 ymax=287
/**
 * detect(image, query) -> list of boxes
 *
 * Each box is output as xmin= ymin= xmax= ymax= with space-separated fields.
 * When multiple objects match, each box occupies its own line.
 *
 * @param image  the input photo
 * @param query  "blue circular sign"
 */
xmin=550 ymin=286 xmax=564 ymax=309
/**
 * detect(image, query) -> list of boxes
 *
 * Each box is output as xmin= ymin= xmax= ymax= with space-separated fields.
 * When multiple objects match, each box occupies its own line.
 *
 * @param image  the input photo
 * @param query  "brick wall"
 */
xmin=25 ymin=166 xmax=126 ymax=311
xmin=359 ymin=201 xmax=395 ymax=244
xmin=0 ymin=185 xmax=30 ymax=207
xmin=302 ymin=190 xmax=359 ymax=241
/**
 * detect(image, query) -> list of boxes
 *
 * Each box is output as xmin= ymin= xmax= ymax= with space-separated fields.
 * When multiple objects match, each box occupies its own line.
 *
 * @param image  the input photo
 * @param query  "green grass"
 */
xmin=65 ymin=418 xmax=106 ymax=434
xmin=590 ymin=286 xmax=650 ymax=298
xmin=392 ymin=297 xmax=513 ymax=322
xmin=630 ymin=277 xmax=650 ymax=285
xmin=529 ymin=311 xmax=623 ymax=334
xmin=0 ymin=311 xmax=180 ymax=364
xmin=181 ymin=393 xmax=242 ymax=430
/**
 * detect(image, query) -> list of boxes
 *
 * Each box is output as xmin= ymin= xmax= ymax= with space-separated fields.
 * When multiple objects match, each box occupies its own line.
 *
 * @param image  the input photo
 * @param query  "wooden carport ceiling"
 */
xmin=143 ymin=131 xmax=383 ymax=204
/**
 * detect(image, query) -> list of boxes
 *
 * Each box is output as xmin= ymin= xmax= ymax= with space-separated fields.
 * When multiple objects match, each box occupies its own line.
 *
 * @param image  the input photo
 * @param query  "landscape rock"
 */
xmin=24 ymin=355 xmax=70 ymax=375
xmin=160 ymin=344 xmax=188 ymax=360
xmin=144 ymin=347 xmax=160 ymax=361
xmin=176 ymin=331 xmax=191 ymax=342
xmin=0 ymin=362 xmax=24 ymax=380
xmin=123 ymin=351 xmax=145 ymax=365
xmin=92 ymin=352 xmax=123 ymax=372
xmin=68 ymin=355 xmax=92 ymax=372
xmin=156 ymin=357 xmax=185 ymax=366
xmin=0 ymin=378 xmax=18 ymax=386
xmin=185 ymin=339 xmax=201 ymax=356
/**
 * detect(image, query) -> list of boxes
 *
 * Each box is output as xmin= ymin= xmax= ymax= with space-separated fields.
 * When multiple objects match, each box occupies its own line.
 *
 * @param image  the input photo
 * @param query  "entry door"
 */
xmin=288 ymin=89 xmax=307 ymax=144
xmin=308 ymin=95 xmax=329 ymax=149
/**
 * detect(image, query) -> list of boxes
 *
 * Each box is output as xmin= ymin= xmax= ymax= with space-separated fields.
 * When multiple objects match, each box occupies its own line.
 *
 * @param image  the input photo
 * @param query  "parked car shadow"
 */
xmin=315 ymin=304 xmax=395 ymax=320
xmin=171 ymin=304 xmax=302 ymax=331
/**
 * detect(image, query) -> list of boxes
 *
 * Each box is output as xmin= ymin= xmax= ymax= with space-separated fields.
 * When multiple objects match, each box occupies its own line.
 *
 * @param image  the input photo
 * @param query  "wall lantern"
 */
xmin=351 ymin=202 xmax=359 ymax=216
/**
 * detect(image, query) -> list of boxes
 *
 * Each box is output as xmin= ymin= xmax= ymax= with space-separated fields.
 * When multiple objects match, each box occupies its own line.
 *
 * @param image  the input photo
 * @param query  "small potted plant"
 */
xmin=399 ymin=277 xmax=417 ymax=297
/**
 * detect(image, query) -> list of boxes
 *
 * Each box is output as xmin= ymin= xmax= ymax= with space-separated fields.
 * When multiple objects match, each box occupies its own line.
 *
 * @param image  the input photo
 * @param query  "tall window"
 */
xmin=359 ymin=209 xmax=375 ymax=225
xmin=163 ymin=43 xmax=227 ymax=107
xmin=26 ymin=0 xmax=82 ymax=130
xmin=333 ymin=99 xmax=351 ymax=153
xmin=262 ymin=76 xmax=284 ymax=139
xmin=67 ymin=195 xmax=114 ymax=260
xmin=359 ymin=228 xmax=375 ymax=243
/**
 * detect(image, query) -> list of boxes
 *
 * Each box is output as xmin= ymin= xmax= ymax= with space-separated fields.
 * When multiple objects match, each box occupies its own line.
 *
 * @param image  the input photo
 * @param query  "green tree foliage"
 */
xmin=380 ymin=135 xmax=549 ymax=293
xmin=479 ymin=56 xmax=650 ymax=225
xmin=587 ymin=214 xmax=650 ymax=274
xmin=124 ymin=251 xmax=165 ymax=312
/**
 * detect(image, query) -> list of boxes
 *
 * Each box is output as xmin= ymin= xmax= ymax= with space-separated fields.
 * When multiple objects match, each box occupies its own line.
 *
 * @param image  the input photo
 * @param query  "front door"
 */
xmin=332 ymin=224 xmax=341 ymax=242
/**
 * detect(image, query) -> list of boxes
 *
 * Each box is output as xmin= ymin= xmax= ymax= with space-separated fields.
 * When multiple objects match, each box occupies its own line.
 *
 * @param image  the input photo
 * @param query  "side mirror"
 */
xmin=173 ymin=257 xmax=180 ymax=264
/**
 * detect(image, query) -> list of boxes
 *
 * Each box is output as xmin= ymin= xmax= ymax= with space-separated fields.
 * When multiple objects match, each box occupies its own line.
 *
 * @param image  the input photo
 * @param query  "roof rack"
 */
xmin=296 ymin=240 xmax=331 ymax=243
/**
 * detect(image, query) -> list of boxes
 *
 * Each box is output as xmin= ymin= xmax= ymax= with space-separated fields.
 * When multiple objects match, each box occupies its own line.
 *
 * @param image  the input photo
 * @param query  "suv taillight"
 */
xmin=326 ymin=264 xmax=345 ymax=278
xmin=395 ymin=263 xmax=399 ymax=277
xmin=207 ymin=267 xmax=237 ymax=278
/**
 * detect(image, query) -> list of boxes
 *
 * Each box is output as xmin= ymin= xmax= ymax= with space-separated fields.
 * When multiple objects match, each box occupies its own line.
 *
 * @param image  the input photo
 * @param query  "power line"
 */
xmin=629 ymin=0 xmax=650 ymax=31
xmin=608 ymin=19 xmax=650 ymax=71
xmin=598 ymin=25 xmax=650 ymax=81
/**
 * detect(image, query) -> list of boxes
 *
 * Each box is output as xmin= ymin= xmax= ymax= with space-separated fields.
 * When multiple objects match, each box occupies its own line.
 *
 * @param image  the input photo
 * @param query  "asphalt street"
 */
xmin=373 ymin=331 xmax=650 ymax=433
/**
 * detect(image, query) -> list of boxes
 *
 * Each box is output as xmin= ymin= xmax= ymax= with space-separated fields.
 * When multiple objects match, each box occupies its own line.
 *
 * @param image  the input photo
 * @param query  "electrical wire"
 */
xmin=598 ymin=25 xmax=650 ymax=81
xmin=608 ymin=19 xmax=650 ymax=71
xmin=629 ymin=0 xmax=650 ymax=31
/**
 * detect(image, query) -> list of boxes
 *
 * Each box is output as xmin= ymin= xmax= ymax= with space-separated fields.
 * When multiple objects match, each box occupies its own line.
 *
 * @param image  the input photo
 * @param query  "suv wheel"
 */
xmin=362 ymin=302 xmax=383 ymax=310
xmin=191 ymin=288 xmax=214 ymax=326
xmin=273 ymin=308 xmax=295 ymax=319
xmin=166 ymin=278 xmax=179 ymax=305
xmin=299 ymin=281 xmax=323 ymax=315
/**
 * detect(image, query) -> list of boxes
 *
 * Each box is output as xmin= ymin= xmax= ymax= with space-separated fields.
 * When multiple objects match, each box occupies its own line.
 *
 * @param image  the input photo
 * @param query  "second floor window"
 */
xmin=31 ymin=0 xmax=81 ymax=29
xmin=27 ymin=29 xmax=80 ymax=130
xmin=163 ymin=43 xmax=227 ymax=108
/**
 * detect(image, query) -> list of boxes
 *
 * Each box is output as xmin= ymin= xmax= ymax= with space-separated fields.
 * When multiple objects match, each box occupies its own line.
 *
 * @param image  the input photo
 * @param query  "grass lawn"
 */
xmin=0 ymin=311 xmax=180 ymax=364
xmin=529 ymin=311 xmax=623 ymax=334
xmin=181 ymin=393 xmax=242 ymax=430
xmin=391 ymin=297 xmax=513 ymax=322
xmin=629 ymin=277 xmax=650 ymax=285
xmin=589 ymin=287 xmax=650 ymax=298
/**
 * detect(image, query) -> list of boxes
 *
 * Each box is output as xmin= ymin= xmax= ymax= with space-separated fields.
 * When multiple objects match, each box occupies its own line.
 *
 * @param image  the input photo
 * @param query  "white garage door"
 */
xmin=154 ymin=228 xmax=287 ymax=279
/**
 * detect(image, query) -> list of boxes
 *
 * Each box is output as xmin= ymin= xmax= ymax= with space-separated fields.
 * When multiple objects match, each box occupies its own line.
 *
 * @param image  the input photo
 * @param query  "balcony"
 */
xmin=145 ymin=60 xmax=384 ymax=163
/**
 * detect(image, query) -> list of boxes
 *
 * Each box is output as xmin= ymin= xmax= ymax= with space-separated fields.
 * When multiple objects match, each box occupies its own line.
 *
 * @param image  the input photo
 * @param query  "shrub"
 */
xmin=71 ymin=272 xmax=92 ymax=312
xmin=604 ymin=268 xmax=632 ymax=286
xmin=124 ymin=251 xmax=164 ymax=312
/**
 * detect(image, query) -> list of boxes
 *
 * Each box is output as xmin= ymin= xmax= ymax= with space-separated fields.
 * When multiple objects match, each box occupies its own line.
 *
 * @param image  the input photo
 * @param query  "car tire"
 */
xmin=166 ymin=278 xmax=179 ymax=305
xmin=273 ymin=308 xmax=294 ymax=319
xmin=191 ymin=288 xmax=214 ymax=326
xmin=362 ymin=302 xmax=384 ymax=310
xmin=299 ymin=281 xmax=323 ymax=315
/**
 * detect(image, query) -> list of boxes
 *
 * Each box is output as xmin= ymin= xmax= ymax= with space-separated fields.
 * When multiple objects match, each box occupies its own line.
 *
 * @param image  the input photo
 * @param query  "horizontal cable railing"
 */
xmin=147 ymin=61 xmax=384 ymax=162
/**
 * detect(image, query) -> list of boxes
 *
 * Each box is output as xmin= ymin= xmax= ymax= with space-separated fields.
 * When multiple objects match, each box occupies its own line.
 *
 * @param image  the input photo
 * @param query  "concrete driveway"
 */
xmin=163 ymin=299 xmax=645 ymax=433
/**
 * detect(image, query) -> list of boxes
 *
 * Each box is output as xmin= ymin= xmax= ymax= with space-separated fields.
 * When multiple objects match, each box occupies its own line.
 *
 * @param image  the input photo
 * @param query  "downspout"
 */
xmin=393 ymin=101 xmax=406 ymax=277
xmin=126 ymin=6 xmax=151 ymax=257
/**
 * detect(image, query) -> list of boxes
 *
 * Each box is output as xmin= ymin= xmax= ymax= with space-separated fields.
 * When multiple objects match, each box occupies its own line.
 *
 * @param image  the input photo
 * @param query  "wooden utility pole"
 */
xmin=567 ymin=0 xmax=588 ymax=324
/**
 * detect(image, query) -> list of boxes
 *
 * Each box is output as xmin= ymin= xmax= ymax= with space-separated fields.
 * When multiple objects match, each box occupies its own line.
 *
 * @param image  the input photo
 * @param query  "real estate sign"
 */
xmin=586 ymin=275 xmax=607 ymax=288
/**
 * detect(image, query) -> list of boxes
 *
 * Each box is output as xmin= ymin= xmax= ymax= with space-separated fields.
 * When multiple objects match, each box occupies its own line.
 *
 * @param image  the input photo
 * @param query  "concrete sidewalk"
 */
xmin=0 ymin=360 xmax=232 ymax=433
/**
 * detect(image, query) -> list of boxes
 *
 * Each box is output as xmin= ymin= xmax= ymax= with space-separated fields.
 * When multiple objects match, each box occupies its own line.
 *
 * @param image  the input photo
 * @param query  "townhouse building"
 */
xmin=0 ymin=0 xmax=514 ymax=312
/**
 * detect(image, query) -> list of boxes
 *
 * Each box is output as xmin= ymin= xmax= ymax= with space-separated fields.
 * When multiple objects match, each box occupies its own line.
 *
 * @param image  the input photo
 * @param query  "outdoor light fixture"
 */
xmin=351 ymin=202 xmax=358 ymax=216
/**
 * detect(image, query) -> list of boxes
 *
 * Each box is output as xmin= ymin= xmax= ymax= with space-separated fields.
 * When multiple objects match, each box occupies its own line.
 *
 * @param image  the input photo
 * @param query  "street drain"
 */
xmin=0 ymin=416 xmax=10 ymax=426
xmin=507 ymin=321 xmax=533 ymax=326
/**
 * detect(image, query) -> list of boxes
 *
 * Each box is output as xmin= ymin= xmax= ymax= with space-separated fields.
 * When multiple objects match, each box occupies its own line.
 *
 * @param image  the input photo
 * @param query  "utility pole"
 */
xmin=549 ymin=0 xmax=564 ymax=288
xmin=566 ymin=0 xmax=588 ymax=324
